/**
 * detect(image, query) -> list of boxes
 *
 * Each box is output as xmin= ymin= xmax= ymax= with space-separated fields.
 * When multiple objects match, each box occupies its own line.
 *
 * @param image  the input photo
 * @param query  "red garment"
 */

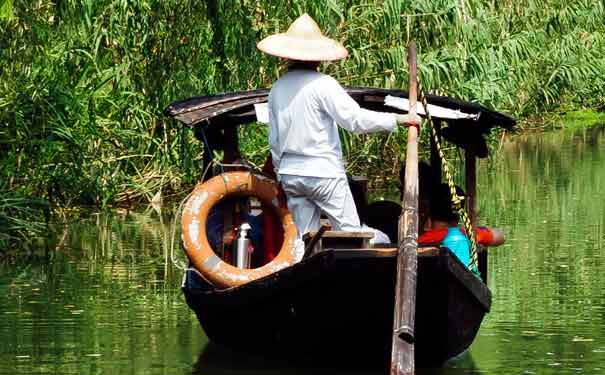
xmin=476 ymin=226 xmax=494 ymax=245
xmin=418 ymin=226 xmax=494 ymax=246
xmin=261 ymin=155 xmax=286 ymax=262
xmin=417 ymin=227 xmax=448 ymax=245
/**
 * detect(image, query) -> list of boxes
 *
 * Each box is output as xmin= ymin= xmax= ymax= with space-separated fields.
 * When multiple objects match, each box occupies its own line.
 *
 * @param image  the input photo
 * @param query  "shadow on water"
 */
xmin=421 ymin=351 xmax=480 ymax=375
xmin=191 ymin=342 xmax=385 ymax=375
xmin=190 ymin=343 xmax=481 ymax=375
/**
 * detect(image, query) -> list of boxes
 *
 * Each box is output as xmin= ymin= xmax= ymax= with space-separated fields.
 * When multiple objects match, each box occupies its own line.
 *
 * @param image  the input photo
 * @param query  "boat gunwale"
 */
xmin=182 ymin=246 xmax=491 ymax=312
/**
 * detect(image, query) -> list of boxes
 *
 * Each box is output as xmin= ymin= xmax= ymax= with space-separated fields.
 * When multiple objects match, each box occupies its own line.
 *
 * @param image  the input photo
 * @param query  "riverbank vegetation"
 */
xmin=1 ymin=0 xmax=604 ymax=251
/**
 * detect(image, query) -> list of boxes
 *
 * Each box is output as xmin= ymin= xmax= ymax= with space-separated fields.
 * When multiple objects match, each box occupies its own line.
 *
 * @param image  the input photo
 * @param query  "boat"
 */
xmin=164 ymin=86 xmax=515 ymax=368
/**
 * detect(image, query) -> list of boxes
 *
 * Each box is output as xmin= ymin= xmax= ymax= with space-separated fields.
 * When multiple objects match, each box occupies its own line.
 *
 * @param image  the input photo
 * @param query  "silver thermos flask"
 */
xmin=234 ymin=222 xmax=252 ymax=269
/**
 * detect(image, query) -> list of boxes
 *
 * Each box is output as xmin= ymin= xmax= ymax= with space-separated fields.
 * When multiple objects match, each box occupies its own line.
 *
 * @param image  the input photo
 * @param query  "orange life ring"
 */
xmin=181 ymin=171 xmax=299 ymax=288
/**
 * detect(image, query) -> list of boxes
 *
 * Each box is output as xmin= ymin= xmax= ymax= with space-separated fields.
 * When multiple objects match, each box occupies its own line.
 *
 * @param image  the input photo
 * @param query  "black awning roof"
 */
xmin=163 ymin=87 xmax=516 ymax=157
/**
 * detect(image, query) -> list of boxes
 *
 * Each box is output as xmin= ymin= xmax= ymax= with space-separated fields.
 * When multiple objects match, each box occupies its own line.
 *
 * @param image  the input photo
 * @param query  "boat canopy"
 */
xmin=163 ymin=87 xmax=515 ymax=158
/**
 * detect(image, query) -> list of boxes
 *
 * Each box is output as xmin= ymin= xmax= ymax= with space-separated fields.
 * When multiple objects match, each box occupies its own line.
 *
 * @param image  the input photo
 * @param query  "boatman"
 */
xmin=257 ymin=14 xmax=420 ymax=236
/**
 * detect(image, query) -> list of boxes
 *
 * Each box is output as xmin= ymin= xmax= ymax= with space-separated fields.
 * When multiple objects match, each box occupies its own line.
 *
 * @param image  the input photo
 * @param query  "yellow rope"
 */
xmin=417 ymin=82 xmax=479 ymax=272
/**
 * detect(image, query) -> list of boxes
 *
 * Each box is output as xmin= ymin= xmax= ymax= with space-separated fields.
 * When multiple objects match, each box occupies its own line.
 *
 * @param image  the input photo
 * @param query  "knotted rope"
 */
xmin=417 ymin=82 xmax=479 ymax=272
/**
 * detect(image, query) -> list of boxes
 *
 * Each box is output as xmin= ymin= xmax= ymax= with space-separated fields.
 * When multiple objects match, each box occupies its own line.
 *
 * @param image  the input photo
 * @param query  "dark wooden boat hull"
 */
xmin=182 ymin=247 xmax=491 ymax=368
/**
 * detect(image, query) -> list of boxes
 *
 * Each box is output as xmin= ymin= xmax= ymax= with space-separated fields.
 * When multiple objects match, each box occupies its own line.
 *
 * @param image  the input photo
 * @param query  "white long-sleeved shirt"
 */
xmin=268 ymin=69 xmax=397 ymax=178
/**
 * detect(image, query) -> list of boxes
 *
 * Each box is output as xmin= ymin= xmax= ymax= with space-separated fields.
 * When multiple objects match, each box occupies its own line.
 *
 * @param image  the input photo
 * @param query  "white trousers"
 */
xmin=279 ymin=174 xmax=361 ymax=236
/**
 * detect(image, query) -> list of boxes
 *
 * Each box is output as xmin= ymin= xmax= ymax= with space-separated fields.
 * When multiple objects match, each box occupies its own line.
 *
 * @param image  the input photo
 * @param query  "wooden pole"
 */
xmin=391 ymin=42 xmax=419 ymax=375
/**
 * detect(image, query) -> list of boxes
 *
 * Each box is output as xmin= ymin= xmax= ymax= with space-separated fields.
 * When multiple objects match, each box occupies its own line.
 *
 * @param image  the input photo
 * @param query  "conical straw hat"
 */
xmin=257 ymin=14 xmax=348 ymax=61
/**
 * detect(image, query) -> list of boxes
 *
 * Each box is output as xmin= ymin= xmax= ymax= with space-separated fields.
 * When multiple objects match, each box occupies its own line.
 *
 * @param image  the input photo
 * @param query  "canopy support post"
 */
xmin=465 ymin=149 xmax=487 ymax=282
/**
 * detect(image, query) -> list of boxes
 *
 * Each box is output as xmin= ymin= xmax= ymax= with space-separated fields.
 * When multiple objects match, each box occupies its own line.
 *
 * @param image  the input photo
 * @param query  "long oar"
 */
xmin=390 ymin=42 xmax=419 ymax=375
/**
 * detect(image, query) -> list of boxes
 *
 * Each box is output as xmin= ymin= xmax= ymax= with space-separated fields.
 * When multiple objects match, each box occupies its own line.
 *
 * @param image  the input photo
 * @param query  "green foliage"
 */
xmin=1 ymin=1 xmax=210 ymax=207
xmin=0 ymin=0 xmax=13 ymax=21
xmin=0 ymin=184 xmax=48 ymax=252
xmin=1 ymin=0 xmax=604 ymax=248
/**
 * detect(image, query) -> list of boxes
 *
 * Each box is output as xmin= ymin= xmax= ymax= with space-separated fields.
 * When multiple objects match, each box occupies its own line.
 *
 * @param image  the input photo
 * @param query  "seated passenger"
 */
xmin=363 ymin=160 xmax=438 ymax=242
xmin=418 ymin=184 xmax=505 ymax=269
xmin=348 ymin=177 xmax=391 ymax=245
xmin=363 ymin=200 xmax=401 ymax=244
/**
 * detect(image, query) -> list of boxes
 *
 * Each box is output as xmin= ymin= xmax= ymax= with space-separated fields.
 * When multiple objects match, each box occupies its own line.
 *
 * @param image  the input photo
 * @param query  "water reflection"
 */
xmin=0 ymin=210 xmax=204 ymax=375
xmin=1 ymin=125 xmax=605 ymax=374
xmin=473 ymin=125 xmax=605 ymax=374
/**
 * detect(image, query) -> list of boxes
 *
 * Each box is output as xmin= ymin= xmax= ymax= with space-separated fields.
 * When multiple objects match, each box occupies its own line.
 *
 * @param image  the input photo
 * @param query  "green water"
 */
xmin=1 ymin=125 xmax=605 ymax=374
xmin=464 ymin=125 xmax=605 ymax=374
xmin=0 ymin=212 xmax=205 ymax=374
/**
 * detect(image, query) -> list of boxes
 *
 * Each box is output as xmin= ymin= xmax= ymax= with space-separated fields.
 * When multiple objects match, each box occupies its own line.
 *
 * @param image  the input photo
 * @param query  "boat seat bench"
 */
xmin=302 ymin=230 xmax=374 ymax=253
xmin=303 ymin=230 xmax=442 ymax=257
